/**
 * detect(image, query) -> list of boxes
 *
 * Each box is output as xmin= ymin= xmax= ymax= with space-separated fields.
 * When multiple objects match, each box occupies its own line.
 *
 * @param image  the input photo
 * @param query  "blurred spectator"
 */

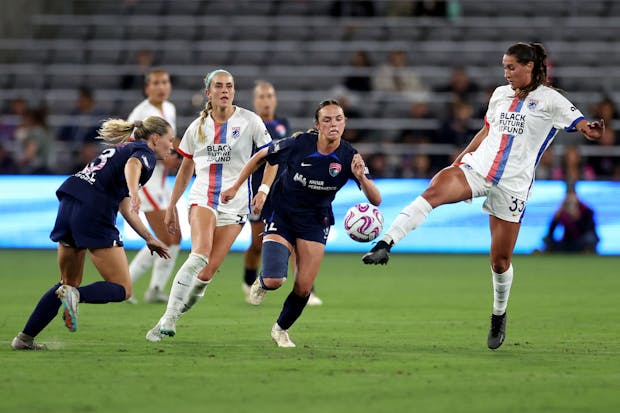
xmin=413 ymin=0 xmax=447 ymax=16
xmin=57 ymin=87 xmax=103 ymax=145
xmin=387 ymin=0 xmax=447 ymax=16
xmin=330 ymin=1 xmax=375 ymax=16
xmin=436 ymin=67 xmax=480 ymax=103
xmin=588 ymin=126 xmax=618 ymax=179
xmin=0 ymin=142 xmax=18 ymax=174
xmin=590 ymin=95 xmax=617 ymax=125
xmin=398 ymin=153 xmax=432 ymax=178
xmin=561 ymin=145 xmax=596 ymax=182
xmin=542 ymin=182 xmax=599 ymax=253
xmin=373 ymin=50 xmax=429 ymax=95
xmin=344 ymin=50 xmax=373 ymax=93
xmin=14 ymin=108 xmax=53 ymax=174
xmin=396 ymin=101 xmax=437 ymax=144
xmin=366 ymin=153 xmax=395 ymax=178
xmin=0 ymin=97 xmax=28 ymax=145
xmin=121 ymin=49 xmax=155 ymax=90
xmin=439 ymin=98 xmax=477 ymax=148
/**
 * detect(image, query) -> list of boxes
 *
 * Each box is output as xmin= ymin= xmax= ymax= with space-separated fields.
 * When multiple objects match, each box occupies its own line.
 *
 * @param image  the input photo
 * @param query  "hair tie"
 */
xmin=205 ymin=69 xmax=232 ymax=88
xmin=133 ymin=120 xmax=143 ymax=128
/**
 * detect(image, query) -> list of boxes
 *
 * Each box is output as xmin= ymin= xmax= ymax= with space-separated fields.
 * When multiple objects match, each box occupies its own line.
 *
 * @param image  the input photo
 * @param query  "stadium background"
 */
xmin=1 ymin=0 xmax=619 ymax=254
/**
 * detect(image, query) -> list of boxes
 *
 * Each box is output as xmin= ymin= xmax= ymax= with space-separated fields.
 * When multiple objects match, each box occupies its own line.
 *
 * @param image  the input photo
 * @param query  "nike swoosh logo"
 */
xmin=301 ymin=162 xmax=312 ymax=167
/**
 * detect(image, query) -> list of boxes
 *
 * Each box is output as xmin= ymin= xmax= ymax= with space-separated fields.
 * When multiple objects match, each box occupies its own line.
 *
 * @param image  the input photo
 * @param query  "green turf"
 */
xmin=1 ymin=249 xmax=619 ymax=412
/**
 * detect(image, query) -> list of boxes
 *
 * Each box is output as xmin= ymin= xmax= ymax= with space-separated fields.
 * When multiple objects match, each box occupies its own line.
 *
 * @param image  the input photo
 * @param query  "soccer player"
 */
xmin=11 ymin=116 xmax=173 ymax=350
xmin=221 ymin=99 xmax=381 ymax=347
xmin=145 ymin=69 xmax=272 ymax=342
xmin=126 ymin=69 xmax=182 ymax=304
xmin=242 ymin=80 xmax=323 ymax=306
xmin=362 ymin=42 xmax=605 ymax=350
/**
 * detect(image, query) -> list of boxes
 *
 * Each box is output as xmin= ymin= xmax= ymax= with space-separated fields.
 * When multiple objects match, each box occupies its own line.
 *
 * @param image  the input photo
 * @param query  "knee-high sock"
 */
xmin=277 ymin=291 xmax=310 ymax=330
xmin=78 ymin=281 xmax=126 ymax=303
xmin=244 ymin=268 xmax=258 ymax=286
xmin=148 ymin=244 xmax=180 ymax=291
xmin=163 ymin=252 xmax=208 ymax=319
xmin=129 ymin=246 xmax=156 ymax=283
xmin=22 ymin=282 xmax=62 ymax=338
xmin=383 ymin=196 xmax=433 ymax=244
xmin=492 ymin=264 xmax=514 ymax=316
xmin=183 ymin=277 xmax=210 ymax=313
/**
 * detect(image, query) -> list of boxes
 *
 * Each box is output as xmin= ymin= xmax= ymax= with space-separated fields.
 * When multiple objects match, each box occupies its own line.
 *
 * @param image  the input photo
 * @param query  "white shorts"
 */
xmin=139 ymin=163 xmax=171 ymax=212
xmin=459 ymin=164 xmax=526 ymax=223
xmin=189 ymin=203 xmax=248 ymax=227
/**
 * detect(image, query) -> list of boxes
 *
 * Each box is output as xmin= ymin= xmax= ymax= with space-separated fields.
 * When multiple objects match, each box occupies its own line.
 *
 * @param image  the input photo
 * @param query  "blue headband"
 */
xmin=205 ymin=69 xmax=232 ymax=88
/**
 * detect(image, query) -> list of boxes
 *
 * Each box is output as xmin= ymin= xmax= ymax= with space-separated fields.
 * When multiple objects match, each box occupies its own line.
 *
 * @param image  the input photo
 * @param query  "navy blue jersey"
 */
xmin=251 ymin=116 xmax=290 ymax=195
xmin=57 ymin=141 xmax=156 ymax=211
xmin=263 ymin=132 xmax=365 ymax=228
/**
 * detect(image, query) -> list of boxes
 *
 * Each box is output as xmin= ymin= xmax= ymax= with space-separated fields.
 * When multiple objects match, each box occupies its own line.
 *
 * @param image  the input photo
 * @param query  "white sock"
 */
xmin=492 ymin=264 xmax=513 ymax=316
xmin=163 ymin=252 xmax=208 ymax=319
xmin=383 ymin=196 xmax=433 ymax=244
xmin=183 ymin=277 xmax=210 ymax=313
xmin=148 ymin=244 xmax=180 ymax=291
xmin=129 ymin=246 xmax=156 ymax=283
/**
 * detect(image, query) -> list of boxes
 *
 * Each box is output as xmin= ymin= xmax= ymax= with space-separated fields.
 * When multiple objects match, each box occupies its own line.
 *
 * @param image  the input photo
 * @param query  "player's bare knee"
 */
xmin=262 ymin=277 xmax=285 ymax=290
xmin=491 ymin=258 xmax=511 ymax=274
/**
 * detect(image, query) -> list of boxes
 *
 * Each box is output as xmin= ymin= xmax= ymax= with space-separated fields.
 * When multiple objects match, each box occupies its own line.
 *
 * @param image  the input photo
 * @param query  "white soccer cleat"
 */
xmin=11 ymin=333 xmax=47 ymax=350
xmin=307 ymin=292 xmax=323 ymax=306
xmin=56 ymin=284 xmax=79 ymax=332
xmin=145 ymin=323 xmax=163 ymax=342
xmin=126 ymin=295 xmax=138 ymax=304
xmin=248 ymin=279 xmax=267 ymax=306
xmin=242 ymin=283 xmax=252 ymax=303
xmin=271 ymin=323 xmax=296 ymax=348
xmin=144 ymin=286 xmax=168 ymax=303
xmin=159 ymin=315 xmax=177 ymax=337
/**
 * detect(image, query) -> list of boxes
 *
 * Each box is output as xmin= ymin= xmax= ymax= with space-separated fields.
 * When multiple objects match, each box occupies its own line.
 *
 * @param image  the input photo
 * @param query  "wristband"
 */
xmin=258 ymin=184 xmax=270 ymax=195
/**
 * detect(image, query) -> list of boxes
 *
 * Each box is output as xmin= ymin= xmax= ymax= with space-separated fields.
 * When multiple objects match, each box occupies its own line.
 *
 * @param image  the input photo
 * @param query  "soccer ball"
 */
xmin=343 ymin=203 xmax=384 ymax=242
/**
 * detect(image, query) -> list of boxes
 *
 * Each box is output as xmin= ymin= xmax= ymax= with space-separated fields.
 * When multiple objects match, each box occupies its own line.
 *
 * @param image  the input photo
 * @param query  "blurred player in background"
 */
xmin=145 ymin=69 xmax=272 ymax=342
xmin=362 ymin=42 xmax=605 ymax=350
xmin=222 ymin=99 xmax=381 ymax=347
xmin=11 ymin=117 xmax=173 ymax=350
xmin=126 ymin=69 xmax=182 ymax=304
xmin=242 ymin=81 xmax=323 ymax=306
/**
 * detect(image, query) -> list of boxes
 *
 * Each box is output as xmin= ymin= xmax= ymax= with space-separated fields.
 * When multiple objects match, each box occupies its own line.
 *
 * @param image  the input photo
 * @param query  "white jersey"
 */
xmin=178 ymin=106 xmax=271 ymax=215
xmin=127 ymin=99 xmax=177 ymax=211
xmin=463 ymin=85 xmax=584 ymax=199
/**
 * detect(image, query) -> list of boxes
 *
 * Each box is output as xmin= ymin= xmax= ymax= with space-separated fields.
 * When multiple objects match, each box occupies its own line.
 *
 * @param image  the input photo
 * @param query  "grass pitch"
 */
xmin=1 ymin=249 xmax=619 ymax=413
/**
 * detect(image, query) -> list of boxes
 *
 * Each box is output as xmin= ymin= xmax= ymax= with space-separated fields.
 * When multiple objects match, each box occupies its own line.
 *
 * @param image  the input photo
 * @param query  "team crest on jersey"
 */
xmin=527 ymin=99 xmax=539 ymax=110
xmin=275 ymin=124 xmax=287 ymax=137
xmin=232 ymin=127 xmax=240 ymax=139
xmin=328 ymin=162 xmax=341 ymax=177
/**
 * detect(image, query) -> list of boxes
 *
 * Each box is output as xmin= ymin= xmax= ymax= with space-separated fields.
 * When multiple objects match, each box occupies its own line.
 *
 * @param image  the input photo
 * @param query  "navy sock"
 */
xmin=22 ymin=282 xmax=62 ymax=338
xmin=78 ymin=281 xmax=126 ymax=303
xmin=244 ymin=268 xmax=258 ymax=286
xmin=277 ymin=291 xmax=310 ymax=330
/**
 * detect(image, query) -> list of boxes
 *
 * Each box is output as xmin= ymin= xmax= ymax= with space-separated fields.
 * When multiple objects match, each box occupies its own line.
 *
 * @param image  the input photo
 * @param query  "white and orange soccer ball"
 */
xmin=343 ymin=203 xmax=384 ymax=242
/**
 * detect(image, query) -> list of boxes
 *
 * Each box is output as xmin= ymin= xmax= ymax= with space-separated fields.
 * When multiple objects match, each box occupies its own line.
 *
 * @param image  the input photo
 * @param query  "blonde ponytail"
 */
xmin=197 ymin=101 xmax=213 ymax=142
xmin=98 ymin=116 xmax=170 ymax=144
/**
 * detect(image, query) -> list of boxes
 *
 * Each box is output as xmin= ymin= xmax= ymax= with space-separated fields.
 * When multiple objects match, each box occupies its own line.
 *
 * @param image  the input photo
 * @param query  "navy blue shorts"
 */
xmin=50 ymin=195 xmax=123 ymax=249
xmin=263 ymin=211 xmax=330 ymax=245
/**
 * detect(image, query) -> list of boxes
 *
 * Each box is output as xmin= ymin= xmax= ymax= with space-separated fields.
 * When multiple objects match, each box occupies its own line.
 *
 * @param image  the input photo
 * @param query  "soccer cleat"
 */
xmin=487 ymin=312 xmax=507 ymax=350
xmin=271 ymin=323 xmax=296 ymax=348
xmin=242 ymin=283 xmax=252 ymax=303
xmin=159 ymin=315 xmax=177 ymax=337
xmin=144 ymin=286 xmax=168 ymax=303
xmin=56 ymin=284 xmax=80 ymax=332
xmin=145 ymin=323 xmax=163 ymax=342
xmin=362 ymin=240 xmax=393 ymax=265
xmin=126 ymin=295 xmax=138 ymax=304
xmin=307 ymin=291 xmax=323 ymax=306
xmin=11 ymin=333 xmax=47 ymax=350
xmin=248 ymin=279 xmax=267 ymax=306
